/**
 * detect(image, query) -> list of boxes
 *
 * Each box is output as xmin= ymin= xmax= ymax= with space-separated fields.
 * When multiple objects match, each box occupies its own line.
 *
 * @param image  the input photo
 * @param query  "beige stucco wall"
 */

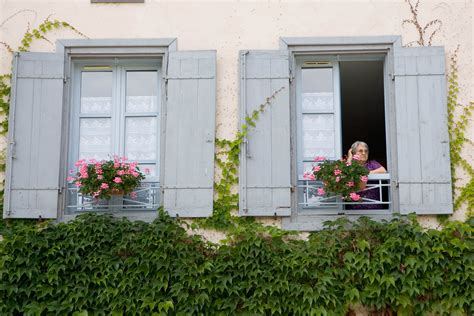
xmin=0 ymin=0 xmax=472 ymax=226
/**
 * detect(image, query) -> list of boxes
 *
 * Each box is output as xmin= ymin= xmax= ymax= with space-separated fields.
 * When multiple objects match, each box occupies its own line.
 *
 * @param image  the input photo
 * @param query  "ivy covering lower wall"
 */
xmin=1 ymin=213 xmax=472 ymax=315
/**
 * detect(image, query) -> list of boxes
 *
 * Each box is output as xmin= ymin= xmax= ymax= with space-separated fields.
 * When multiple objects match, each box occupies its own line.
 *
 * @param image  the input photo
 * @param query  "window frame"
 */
xmin=280 ymin=36 xmax=401 ymax=230
xmin=57 ymin=39 xmax=176 ymax=221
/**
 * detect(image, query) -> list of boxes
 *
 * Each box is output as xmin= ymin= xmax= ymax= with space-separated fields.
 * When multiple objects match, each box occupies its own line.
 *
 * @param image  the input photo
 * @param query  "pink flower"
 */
xmin=353 ymin=154 xmax=361 ymax=161
xmin=335 ymin=176 xmax=340 ymax=182
xmin=132 ymin=172 xmax=139 ymax=178
xmin=97 ymin=175 xmax=104 ymax=180
xmin=347 ymin=181 xmax=354 ymax=187
xmin=117 ymin=170 xmax=125 ymax=176
xmin=100 ymin=183 xmax=109 ymax=190
xmin=144 ymin=168 xmax=151 ymax=175
xmin=130 ymin=192 xmax=138 ymax=199
xmin=113 ymin=177 xmax=122 ymax=184
xmin=334 ymin=169 xmax=342 ymax=176
xmin=317 ymin=188 xmax=325 ymax=196
xmin=74 ymin=159 xmax=85 ymax=167
xmin=303 ymin=172 xmax=315 ymax=180
xmin=314 ymin=156 xmax=326 ymax=162
xmin=74 ymin=181 xmax=82 ymax=187
xmin=360 ymin=175 xmax=368 ymax=183
xmin=312 ymin=165 xmax=321 ymax=172
xmin=93 ymin=191 xmax=100 ymax=198
xmin=114 ymin=162 xmax=120 ymax=168
xmin=345 ymin=161 xmax=352 ymax=166
xmin=121 ymin=156 xmax=128 ymax=161
xmin=350 ymin=192 xmax=361 ymax=201
xmin=66 ymin=176 xmax=74 ymax=182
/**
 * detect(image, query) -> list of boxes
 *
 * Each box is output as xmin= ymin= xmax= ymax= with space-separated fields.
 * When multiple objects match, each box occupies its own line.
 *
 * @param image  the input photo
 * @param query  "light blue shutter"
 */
xmin=239 ymin=51 xmax=291 ymax=216
xmin=393 ymin=46 xmax=453 ymax=214
xmin=3 ymin=52 xmax=65 ymax=219
xmin=163 ymin=51 xmax=216 ymax=217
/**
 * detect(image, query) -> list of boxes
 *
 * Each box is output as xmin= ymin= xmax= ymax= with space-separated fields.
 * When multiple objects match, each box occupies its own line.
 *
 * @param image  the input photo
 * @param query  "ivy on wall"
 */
xmin=447 ymin=48 xmax=474 ymax=213
xmin=1 ymin=213 xmax=472 ymax=315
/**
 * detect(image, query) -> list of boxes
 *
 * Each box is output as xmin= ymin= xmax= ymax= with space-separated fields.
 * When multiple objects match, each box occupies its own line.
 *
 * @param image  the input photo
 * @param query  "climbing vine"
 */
xmin=447 ymin=48 xmax=474 ymax=213
xmin=200 ymin=87 xmax=285 ymax=229
xmin=402 ymin=0 xmax=442 ymax=47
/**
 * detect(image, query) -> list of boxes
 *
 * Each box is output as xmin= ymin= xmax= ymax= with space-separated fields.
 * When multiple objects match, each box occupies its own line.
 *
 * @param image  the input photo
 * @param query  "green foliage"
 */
xmin=447 ymin=48 xmax=474 ymax=213
xmin=201 ymin=87 xmax=285 ymax=229
xmin=1 ymin=213 xmax=472 ymax=314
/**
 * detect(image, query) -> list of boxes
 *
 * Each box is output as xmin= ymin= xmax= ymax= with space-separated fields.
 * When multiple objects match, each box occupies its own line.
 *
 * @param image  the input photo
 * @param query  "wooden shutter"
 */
xmin=393 ymin=46 xmax=453 ymax=214
xmin=163 ymin=51 xmax=216 ymax=217
xmin=3 ymin=52 xmax=65 ymax=219
xmin=239 ymin=50 xmax=291 ymax=216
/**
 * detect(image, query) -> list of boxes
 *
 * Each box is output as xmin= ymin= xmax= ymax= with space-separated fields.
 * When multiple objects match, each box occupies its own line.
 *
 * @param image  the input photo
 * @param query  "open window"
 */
xmin=295 ymin=55 xmax=390 ymax=215
xmin=239 ymin=36 xmax=453 ymax=230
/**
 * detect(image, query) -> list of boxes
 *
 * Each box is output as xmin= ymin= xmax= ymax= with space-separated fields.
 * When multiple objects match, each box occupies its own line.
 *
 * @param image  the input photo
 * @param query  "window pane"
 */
xmin=79 ymin=118 xmax=112 ymax=160
xmin=126 ymin=71 xmax=159 ymax=113
xmin=302 ymin=114 xmax=335 ymax=158
xmin=81 ymin=72 xmax=112 ymax=114
xmin=302 ymin=68 xmax=333 ymax=111
xmin=125 ymin=117 xmax=158 ymax=160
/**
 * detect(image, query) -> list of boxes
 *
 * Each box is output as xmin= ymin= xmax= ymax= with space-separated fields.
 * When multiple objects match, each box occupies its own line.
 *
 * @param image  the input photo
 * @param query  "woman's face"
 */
xmin=355 ymin=145 xmax=369 ymax=164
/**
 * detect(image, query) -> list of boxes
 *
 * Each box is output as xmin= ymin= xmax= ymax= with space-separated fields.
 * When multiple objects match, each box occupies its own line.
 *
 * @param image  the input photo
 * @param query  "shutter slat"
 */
xmin=239 ymin=50 xmax=291 ymax=216
xmin=4 ymin=52 xmax=64 ymax=219
xmin=394 ymin=46 xmax=453 ymax=214
xmin=163 ymin=51 xmax=216 ymax=217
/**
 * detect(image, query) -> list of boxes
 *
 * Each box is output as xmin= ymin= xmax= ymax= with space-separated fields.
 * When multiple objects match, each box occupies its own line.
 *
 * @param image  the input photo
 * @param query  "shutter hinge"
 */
xmin=393 ymin=180 xmax=399 ymax=188
xmin=338 ymin=212 xmax=345 ymax=215
xmin=390 ymin=73 xmax=396 ymax=81
xmin=243 ymin=208 xmax=248 ymax=214
xmin=290 ymin=186 xmax=295 ymax=193
xmin=58 ymin=186 xmax=64 ymax=194
xmin=63 ymin=77 xmax=69 ymax=84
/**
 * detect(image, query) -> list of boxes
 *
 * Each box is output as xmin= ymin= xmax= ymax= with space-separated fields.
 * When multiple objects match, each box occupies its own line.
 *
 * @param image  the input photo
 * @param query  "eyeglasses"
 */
xmin=356 ymin=149 xmax=369 ymax=153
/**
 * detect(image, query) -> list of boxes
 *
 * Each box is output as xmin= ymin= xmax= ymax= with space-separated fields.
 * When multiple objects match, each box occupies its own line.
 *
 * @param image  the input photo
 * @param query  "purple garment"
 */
xmin=346 ymin=160 xmax=384 ymax=210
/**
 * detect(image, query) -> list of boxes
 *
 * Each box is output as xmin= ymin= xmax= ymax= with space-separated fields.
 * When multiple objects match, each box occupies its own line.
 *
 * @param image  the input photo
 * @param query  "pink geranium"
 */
xmin=350 ymin=192 xmax=361 ymax=201
xmin=314 ymin=156 xmax=326 ymax=162
xmin=334 ymin=169 xmax=342 ymax=176
xmin=130 ymin=192 xmax=138 ymax=199
xmin=317 ymin=188 xmax=325 ymax=196
xmin=360 ymin=175 xmax=368 ymax=183
xmin=100 ymin=183 xmax=109 ymax=190
xmin=335 ymin=176 xmax=340 ymax=182
xmin=97 ymin=175 xmax=104 ymax=180
xmin=313 ymin=165 xmax=321 ymax=172
xmin=113 ymin=177 xmax=122 ymax=184
xmin=75 ymin=181 xmax=82 ymax=187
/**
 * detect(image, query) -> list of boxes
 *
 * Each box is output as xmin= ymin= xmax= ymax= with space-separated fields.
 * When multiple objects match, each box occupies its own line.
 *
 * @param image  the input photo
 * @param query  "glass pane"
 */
xmin=126 ymin=71 xmax=159 ymax=113
xmin=79 ymin=118 xmax=112 ymax=160
xmin=302 ymin=114 xmax=335 ymax=158
xmin=80 ymin=72 xmax=112 ymax=114
xmin=302 ymin=68 xmax=333 ymax=111
xmin=138 ymin=164 xmax=158 ymax=178
xmin=125 ymin=117 xmax=158 ymax=160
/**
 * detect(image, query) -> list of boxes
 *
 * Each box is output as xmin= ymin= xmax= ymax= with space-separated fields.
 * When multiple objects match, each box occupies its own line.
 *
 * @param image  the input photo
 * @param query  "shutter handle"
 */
xmin=10 ymin=141 xmax=16 ymax=159
xmin=244 ymin=138 xmax=251 ymax=158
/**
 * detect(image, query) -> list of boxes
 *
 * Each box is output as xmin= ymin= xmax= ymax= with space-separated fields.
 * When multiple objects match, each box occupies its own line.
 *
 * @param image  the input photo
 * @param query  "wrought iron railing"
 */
xmin=67 ymin=182 xmax=160 ymax=213
xmin=299 ymin=173 xmax=391 ymax=209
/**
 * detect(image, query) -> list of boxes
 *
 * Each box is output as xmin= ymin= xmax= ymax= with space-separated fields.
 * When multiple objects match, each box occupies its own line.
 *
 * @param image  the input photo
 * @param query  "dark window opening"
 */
xmin=340 ymin=61 xmax=387 ymax=168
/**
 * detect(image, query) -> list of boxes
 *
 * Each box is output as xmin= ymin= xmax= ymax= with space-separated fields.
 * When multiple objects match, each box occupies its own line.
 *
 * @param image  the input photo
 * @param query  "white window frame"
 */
xmin=66 ymin=59 xmax=162 ymax=214
xmin=281 ymin=36 xmax=400 ymax=230
xmin=57 ymin=39 xmax=176 ymax=221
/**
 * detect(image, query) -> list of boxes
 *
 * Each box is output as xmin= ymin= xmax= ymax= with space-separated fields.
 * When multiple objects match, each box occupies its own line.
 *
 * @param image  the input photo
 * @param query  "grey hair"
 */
xmin=350 ymin=141 xmax=369 ymax=154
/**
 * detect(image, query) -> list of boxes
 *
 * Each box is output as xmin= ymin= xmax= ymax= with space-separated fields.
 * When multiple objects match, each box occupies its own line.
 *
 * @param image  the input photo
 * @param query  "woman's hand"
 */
xmin=347 ymin=148 xmax=353 ymax=163
xmin=369 ymin=166 xmax=387 ymax=174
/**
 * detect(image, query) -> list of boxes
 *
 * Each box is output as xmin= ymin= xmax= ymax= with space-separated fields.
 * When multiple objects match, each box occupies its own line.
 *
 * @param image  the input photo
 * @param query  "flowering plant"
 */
xmin=303 ymin=155 xmax=369 ymax=201
xmin=68 ymin=156 xmax=146 ymax=200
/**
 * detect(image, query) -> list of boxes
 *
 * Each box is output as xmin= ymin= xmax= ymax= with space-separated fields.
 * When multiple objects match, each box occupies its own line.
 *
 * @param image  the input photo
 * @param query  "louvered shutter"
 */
xmin=163 ymin=51 xmax=216 ymax=217
xmin=393 ymin=46 xmax=453 ymax=214
xmin=239 ymin=50 xmax=291 ymax=216
xmin=3 ymin=52 xmax=65 ymax=219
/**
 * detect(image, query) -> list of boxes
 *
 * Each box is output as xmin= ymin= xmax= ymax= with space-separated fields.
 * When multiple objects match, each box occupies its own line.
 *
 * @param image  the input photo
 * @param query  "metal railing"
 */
xmin=67 ymin=182 xmax=160 ymax=213
xmin=299 ymin=174 xmax=391 ymax=209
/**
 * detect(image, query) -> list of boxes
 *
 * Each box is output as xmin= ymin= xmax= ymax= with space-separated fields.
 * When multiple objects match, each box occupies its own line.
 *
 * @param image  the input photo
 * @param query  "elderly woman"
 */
xmin=346 ymin=141 xmax=387 ymax=209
